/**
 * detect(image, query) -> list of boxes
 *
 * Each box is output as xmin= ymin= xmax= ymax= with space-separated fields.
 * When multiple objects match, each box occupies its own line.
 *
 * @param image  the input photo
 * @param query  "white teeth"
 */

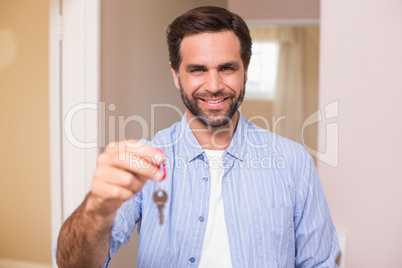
xmin=206 ymin=99 xmax=225 ymax=104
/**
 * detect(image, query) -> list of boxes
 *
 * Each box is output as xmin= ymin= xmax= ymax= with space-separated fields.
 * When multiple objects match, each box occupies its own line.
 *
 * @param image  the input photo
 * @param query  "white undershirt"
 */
xmin=198 ymin=150 xmax=232 ymax=267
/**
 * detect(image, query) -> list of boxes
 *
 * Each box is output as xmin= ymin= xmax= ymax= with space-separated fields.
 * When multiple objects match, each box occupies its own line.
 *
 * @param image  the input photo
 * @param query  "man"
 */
xmin=56 ymin=6 xmax=339 ymax=268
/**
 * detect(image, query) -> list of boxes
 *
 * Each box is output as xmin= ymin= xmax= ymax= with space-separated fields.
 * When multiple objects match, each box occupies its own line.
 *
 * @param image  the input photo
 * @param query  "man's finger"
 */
xmin=91 ymin=180 xmax=135 ymax=203
xmin=97 ymin=151 xmax=164 ymax=182
xmin=106 ymin=140 xmax=164 ymax=165
xmin=95 ymin=166 xmax=149 ymax=193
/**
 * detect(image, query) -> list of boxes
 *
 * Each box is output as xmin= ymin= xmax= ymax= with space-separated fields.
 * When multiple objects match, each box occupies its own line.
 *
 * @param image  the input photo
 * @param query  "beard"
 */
xmin=179 ymin=78 xmax=246 ymax=128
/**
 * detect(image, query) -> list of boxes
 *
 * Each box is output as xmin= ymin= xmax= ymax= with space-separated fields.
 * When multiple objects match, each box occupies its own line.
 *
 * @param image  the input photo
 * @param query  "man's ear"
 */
xmin=169 ymin=62 xmax=180 ymax=89
xmin=244 ymin=65 xmax=249 ymax=84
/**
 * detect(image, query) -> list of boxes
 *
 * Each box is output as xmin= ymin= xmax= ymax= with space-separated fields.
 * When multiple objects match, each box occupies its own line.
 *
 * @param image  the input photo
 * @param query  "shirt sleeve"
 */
xmin=294 ymin=151 xmax=339 ymax=268
xmin=102 ymin=191 xmax=143 ymax=267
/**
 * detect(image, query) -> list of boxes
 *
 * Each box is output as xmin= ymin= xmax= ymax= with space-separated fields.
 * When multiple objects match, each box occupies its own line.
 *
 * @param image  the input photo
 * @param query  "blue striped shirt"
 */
xmin=104 ymin=112 xmax=339 ymax=267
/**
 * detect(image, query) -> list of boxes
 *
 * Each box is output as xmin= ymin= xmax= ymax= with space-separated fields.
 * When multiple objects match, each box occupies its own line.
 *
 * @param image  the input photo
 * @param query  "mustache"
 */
xmin=193 ymin=91 xmax=234 ymax=99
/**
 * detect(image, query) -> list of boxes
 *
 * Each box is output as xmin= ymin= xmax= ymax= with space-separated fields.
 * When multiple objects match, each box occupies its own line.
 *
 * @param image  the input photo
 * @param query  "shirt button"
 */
xmin=189 ymin=257 xmax=195 ymax=263
xmin=198 ymin=216 xmax=204 ymax=222
xmin=202 ymin=177 xmax=208 ymax=181
xmin=199 ymin=154 xmax=204 ymax=161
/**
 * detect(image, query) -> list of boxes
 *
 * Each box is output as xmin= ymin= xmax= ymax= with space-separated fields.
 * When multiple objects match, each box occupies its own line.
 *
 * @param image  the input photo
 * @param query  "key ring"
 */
xmin=156 ymin=148 xmax=166 ymax=181
xmin=154 ymin=149 xmax=168 ymax=225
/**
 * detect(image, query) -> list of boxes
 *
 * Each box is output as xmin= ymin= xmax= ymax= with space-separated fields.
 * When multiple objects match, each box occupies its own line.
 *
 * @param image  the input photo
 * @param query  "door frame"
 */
xmin=49 ymin=0 xmax=100 ymax=266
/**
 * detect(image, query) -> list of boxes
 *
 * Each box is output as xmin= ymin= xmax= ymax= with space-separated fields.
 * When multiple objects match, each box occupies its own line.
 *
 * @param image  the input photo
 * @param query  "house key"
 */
xmin=153 ymin=188 xmax=168 ymax=225
xmin=153 ymin=149 xmax=167 ymax=225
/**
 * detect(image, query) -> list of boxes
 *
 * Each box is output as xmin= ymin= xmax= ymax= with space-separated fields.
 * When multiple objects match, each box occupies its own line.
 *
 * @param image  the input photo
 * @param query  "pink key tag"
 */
xmin=156 ymin=149 xmax=166 ymax=181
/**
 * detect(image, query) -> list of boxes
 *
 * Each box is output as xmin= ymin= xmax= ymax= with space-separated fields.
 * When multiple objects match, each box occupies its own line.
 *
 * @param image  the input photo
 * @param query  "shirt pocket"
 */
xmin=255 ymin=206 xmax=294 ymax=267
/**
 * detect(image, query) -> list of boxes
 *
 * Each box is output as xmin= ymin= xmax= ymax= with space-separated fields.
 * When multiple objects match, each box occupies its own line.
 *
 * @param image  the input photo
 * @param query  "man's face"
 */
xmin=170 ymin=31 xmax=247 ymax=128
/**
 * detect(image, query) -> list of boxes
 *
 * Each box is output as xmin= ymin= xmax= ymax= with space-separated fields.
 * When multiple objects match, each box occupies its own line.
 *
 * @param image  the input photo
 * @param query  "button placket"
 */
xmin=186 ymin=154 xmax=209 ymax=266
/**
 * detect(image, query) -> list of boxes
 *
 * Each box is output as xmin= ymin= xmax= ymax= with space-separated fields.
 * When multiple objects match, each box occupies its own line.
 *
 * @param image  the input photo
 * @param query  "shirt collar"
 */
xmin=177 ymin=111 xmax=248 ymax=163
xmin=225 ymin=111 xmax=247 ymax=162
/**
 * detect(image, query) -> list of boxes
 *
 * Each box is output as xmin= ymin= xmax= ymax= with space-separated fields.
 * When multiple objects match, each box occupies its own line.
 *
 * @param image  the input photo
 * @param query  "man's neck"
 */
xmin=186 ymin=111 xmax=239 ymax=150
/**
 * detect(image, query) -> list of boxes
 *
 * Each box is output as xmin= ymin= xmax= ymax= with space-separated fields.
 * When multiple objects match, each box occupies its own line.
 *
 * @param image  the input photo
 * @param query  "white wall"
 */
xmin=319 ymin=0 xmax=402 ymax=267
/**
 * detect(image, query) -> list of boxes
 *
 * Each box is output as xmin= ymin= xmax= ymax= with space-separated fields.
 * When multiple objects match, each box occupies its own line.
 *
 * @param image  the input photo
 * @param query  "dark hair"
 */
xmin=167 ymin=6 xmax=252 ymax=72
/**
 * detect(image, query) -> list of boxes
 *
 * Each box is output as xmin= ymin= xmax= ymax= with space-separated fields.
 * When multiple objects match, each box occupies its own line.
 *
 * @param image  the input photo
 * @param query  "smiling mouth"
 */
xmin=201 ymin=98 xmax=227 ymax=104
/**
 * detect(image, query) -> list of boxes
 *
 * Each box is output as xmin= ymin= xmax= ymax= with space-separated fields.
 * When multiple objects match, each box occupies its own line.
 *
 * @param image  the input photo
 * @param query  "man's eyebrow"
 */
xmin=185 ymin=64 xmax=206 ymax=71
xmin=219 ymin=62 xmax=240 ymax=69
xmin=185 ymin=62 xmax=241 ymax=71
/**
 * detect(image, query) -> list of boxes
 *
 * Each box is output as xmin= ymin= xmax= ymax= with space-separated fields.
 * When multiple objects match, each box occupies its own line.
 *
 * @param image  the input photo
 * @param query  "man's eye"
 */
xmin=190 ymin=69 xmax=202 ymax=74
xmin=190 ymin=68 xmax=204 ymax=74
xmin=222 ymin=66 xmax=234 ymax=71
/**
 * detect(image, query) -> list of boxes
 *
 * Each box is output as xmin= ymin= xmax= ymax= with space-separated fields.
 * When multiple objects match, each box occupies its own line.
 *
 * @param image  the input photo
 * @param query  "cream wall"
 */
xmin=319 ymin=0 xmax=402 ymax=267
xmin=228 ymin=0 xmax=319 ymax=20
xmin=0 ymin=0 xmax=51 ymax=265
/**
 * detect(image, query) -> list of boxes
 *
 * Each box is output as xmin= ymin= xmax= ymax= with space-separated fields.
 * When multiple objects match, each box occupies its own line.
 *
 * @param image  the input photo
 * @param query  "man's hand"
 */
xmin=86 ymin=139 xmax=165 ymax=218
xmin=56 ymin=140 xmax=164 ymax=267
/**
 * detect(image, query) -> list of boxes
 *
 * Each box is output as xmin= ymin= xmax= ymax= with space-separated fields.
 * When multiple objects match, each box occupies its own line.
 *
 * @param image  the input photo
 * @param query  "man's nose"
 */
xmin=205 ymin=70 xmax=223 ymax=93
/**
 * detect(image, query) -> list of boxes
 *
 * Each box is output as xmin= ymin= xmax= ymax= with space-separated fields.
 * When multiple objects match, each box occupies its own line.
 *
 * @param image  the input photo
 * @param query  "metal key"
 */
xmin=153 ymin=188 xmax=168 ymax=225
